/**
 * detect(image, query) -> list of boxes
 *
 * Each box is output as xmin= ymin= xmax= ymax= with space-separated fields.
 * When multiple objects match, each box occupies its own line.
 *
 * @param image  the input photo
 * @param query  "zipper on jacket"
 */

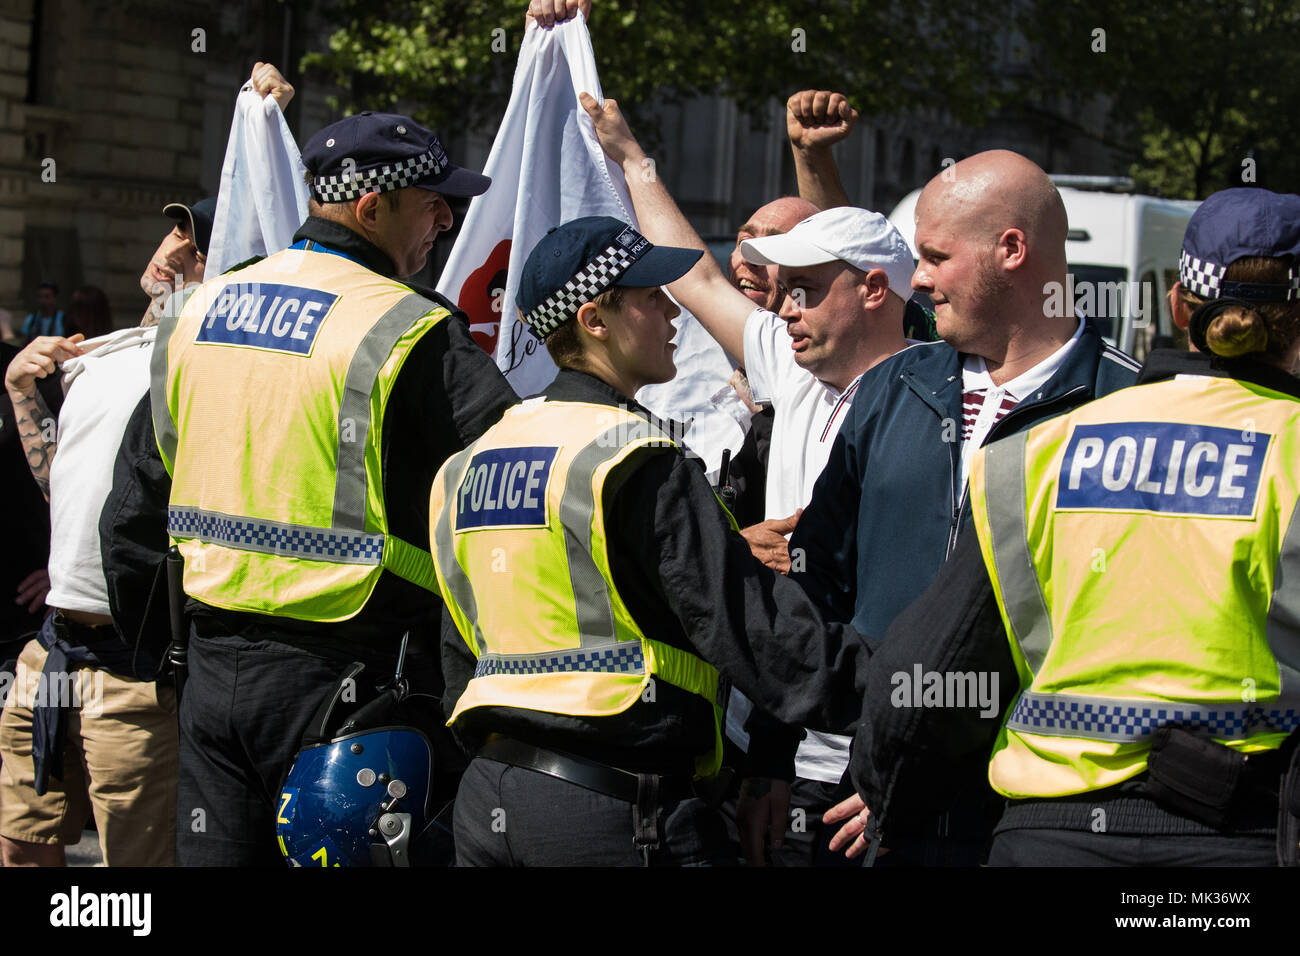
xmin=900 ymin=368 xmax=965 ymax=559
xmin=862 ymin=810 xmax=885 ymax=867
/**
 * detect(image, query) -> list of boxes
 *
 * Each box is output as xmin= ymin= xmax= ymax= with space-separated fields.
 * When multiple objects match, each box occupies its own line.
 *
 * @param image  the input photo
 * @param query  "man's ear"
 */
xmin=860 ymin=268 xmax=891 ymax=309
xmin=1169 ymin=282 xmax=1192 ymax=330
xmin=575 ymin=300 xmax=609 ymax=340
xmin=998 ymin=228 xmax=1028 ymax=271
xmin=354 ymin=192 xmax=382 ymax=231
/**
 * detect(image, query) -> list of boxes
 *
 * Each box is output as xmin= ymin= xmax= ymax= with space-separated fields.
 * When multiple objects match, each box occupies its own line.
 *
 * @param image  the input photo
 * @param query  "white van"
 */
xmin=888 ymin=177 xmax=1200 ymax=361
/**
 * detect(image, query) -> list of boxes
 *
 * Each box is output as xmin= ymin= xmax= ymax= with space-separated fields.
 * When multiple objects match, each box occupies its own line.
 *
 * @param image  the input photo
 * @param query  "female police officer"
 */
xmin=828 ymin=187 xmax=1300 ymax=866
xmin=429 ymin=216 xmax=867 ymax=866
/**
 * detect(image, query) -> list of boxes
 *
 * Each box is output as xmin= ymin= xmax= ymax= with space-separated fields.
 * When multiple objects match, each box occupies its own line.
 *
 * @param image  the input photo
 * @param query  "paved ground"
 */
xmin=66 ymin=828 xmax=104 ymax=866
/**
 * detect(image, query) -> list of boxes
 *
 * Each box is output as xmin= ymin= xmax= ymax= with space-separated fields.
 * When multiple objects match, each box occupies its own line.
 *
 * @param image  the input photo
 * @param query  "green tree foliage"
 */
xmin=301 ymin=0 xmax=1009 ymax=149
xmin=1020 ymin=0 xmax=1300 ymax=198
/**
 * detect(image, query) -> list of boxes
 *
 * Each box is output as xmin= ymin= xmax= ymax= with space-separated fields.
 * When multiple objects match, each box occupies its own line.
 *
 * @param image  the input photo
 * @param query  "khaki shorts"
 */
xmin=0 ymin=638 xmax=178 ymax=865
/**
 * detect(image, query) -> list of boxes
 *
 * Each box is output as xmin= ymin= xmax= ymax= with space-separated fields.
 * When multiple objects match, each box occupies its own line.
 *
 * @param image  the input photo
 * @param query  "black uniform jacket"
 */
xmin=98 ymin=216 xmax=518 ymax=663
xmin=442 ymin=367 xmax=871 ymax=775
xmin=849 ymin=349 xmax=1300 ymax=838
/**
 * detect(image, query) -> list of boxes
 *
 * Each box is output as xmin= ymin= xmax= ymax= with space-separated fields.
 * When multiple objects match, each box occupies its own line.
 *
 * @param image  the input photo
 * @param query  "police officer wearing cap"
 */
xmin=140 ymin=112 xmax=517 ymax=866
xmin=827 ymin=187 xmax=1300 ymax=866
xmin=430 ymin=216 xmax=867 ymax=866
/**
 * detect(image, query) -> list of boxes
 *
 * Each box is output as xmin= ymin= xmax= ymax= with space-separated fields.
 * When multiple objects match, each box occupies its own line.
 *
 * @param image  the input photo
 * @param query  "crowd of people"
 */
xmin=2 ymin=0 xmax=1298 ymax=869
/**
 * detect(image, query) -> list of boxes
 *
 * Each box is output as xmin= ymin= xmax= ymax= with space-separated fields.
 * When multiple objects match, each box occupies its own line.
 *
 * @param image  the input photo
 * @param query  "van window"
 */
xmin=1067 ymin=264 xmax=1128 ymax=344
xmin=1130 ymin=269 xmax=1158 ymax=361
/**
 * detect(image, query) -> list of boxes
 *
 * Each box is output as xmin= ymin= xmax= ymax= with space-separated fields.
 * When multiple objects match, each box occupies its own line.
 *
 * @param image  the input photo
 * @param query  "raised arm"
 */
xmin=787 ymin=90 xmax=856 ymax=211
xmin=581 ymin=92 xmax=755 ymax=364
xmin=4 ymin=334 xmax=83 ymax=500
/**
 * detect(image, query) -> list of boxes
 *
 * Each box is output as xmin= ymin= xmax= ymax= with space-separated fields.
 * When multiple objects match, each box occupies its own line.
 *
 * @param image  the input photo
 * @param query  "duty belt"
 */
xmin=478 ymin=734 xmax=696 ymax=863
xmin=478 ymin=734 xmax=694 ymax=804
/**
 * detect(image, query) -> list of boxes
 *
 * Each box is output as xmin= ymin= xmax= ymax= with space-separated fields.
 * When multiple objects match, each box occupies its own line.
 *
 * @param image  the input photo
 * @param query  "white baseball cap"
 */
xmin=740 ymin=206 xmax=915 ymax=301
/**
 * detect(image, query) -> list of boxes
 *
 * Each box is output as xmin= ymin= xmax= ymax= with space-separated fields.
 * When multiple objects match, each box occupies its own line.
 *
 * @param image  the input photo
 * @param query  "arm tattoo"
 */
xmin=12 ymin=390 xmax=57 ymax=500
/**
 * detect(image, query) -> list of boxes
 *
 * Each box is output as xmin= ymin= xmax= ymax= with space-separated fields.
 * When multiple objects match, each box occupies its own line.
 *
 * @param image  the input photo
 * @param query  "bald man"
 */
xmin=789 ymin=149 xmax=1141 ymax=865
xmin=587 ymin=93 xmax=925 ymax=866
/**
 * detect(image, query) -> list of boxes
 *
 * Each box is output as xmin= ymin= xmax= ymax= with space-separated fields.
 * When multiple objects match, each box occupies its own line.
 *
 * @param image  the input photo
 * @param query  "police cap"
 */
xmin=302 ymin=111 xmax=491 ymax=204
xmin=516 ymin=216 xmax=702 ymax=340
xmin=1179 ymin=188 xmax=1300 ymax=303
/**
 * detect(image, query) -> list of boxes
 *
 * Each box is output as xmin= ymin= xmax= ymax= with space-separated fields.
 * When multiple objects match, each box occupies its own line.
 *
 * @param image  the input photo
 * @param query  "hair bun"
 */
xmin=1206 ymin=305 xmax=1269 ymax=357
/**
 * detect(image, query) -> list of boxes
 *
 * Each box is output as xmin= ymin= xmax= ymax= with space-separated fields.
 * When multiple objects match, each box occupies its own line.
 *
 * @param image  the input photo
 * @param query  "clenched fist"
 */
xmin=787 ymin=90 xmax=858 ymax=151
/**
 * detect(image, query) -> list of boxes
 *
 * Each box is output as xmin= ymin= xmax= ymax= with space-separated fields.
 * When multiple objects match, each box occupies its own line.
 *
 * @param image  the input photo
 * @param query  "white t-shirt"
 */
xmin=45 ymin=326 xmax=156 ymax=615
xmin=727 ymin=308 xmax=868 ymax=783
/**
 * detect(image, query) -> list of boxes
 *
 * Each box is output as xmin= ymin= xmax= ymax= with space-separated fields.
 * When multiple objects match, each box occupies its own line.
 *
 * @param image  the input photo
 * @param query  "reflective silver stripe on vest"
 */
xmin=433 ymin=448 xmax=485 ymax=653
xmin=982 ymin=431 xmax=1054 ymax=675
xmin=1006 ymin=689 xmax=1300 ymax=743
xmin=332 ymin=293 xmax=444 ymax=529
xmin=563 ymin=426 xmax=637 ymax=648
xmin=149 ymin=304 xmax=183 ymax=472
xmin=473 ymin=640 xmax=644 ymax=679
xmin=1265 ymin=496 xmax=1300 ymax=708
xmin=168 ymin=506 xmax=384 ymax=564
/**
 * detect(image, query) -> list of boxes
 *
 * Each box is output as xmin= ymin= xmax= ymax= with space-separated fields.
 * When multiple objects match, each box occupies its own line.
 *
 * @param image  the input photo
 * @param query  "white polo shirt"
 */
xmin=726 ymin=308 xmax=872 ymax=783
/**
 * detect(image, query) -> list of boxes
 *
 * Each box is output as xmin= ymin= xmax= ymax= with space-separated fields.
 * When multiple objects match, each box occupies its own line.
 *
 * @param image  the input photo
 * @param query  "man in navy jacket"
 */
xmin=785 ymin=150 xmax=1141 ymax=863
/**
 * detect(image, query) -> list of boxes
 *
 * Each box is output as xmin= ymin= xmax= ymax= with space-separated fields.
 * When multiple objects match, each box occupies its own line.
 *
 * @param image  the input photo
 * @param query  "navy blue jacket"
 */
xmin=791 ymin=319 xmax=1141 ymax=644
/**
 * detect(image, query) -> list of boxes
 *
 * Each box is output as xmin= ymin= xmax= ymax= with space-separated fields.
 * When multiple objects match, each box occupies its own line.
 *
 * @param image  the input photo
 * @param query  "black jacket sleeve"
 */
xmin=99 ymin=391 xmax=172 ymax=672
xmin=617 ymin=448 xmax=871 ymax=732
xmin=849 ymin=526 xmax=1017 ymax=833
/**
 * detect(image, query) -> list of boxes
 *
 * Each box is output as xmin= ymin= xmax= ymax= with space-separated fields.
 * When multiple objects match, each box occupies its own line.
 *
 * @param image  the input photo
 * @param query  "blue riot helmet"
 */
xmin=277 ymin=724 xmax=434 ymax=867
xmin=277 ymin=639 xmax=450 ymax=866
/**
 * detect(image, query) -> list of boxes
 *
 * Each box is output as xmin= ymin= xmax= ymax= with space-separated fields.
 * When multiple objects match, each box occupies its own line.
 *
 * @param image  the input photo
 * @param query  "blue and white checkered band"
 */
xmin=311 ymin=144 xmax=448 ymax=203
xmin=523 ymin=236 xmax=649 ymax=340
xmin=1180 ymin=250 xmax=1300 ymax=301
xmin=1180 ymin=249 xmax=1225 ymax=300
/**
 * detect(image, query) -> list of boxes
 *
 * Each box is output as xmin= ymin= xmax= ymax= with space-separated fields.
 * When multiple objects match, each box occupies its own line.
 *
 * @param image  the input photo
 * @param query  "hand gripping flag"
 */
xmin=437 ymin=13 xmax=751 ymax=479
xmin=207 ymin=83 xmax=310 ymax=276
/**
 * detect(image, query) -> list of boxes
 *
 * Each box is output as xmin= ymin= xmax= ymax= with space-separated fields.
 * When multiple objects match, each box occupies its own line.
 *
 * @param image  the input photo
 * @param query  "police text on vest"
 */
xmin=1056 ymin=422 xmax=1268 ymax=517
xmin=456 ymin=447 xmax=558 ymax=530
xmin=197 ymin=282 xmax=338 ymax=355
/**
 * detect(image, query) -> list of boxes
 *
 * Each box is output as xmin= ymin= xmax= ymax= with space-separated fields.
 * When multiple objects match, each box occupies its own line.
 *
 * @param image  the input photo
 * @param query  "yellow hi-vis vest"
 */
xmin=430 ymin=398 xmax=726 ymax=778
xmin=150 ymin=243 xmax=445 ymax=622
xmin=968 ymin=373 xmax=1300 ymax=799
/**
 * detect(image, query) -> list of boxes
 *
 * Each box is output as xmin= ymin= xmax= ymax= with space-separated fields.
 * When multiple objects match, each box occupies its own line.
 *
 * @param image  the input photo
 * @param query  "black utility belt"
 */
xmin=478 ymin=734 xmax=696 ymax=805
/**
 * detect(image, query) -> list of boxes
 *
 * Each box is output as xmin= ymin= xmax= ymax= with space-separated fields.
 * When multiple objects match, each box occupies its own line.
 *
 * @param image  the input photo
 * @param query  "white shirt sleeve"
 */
xmin=742 ymin=308 xmax=800 ymax=405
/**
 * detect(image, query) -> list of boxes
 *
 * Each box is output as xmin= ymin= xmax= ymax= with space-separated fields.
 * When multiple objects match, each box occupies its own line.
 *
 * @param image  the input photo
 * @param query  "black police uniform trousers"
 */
xmin=176 ymin=629 xmax=389 ymax=867
xmin=453 ymin=756 xmax=737 ymax=867
xmin=987 ymin=789 xmax=1280 ymax=867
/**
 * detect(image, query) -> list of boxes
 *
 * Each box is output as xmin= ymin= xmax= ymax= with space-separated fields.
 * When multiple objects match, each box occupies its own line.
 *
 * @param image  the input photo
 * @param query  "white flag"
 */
xmin=437 ymin=14 xmax=749 ymax=478
xmin=207 ymin=86 xmax=310 ymax=276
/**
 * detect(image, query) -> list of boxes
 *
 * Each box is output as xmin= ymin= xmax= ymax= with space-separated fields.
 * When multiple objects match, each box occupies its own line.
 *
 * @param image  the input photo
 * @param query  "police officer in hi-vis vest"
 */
xmin=828 ymin=187 xmax=1300 ymax=866
xmin=149 ymin=112 xmax=517 ymax=866
xmin=431 ymin=217 xmax=868 ymax=866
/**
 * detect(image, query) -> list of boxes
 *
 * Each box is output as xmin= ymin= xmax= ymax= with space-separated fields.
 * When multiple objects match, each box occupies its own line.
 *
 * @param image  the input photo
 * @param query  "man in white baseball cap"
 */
xmin=585 ymin=92 xmax=923 ymax=867
xmin=738 ymin=205 xmax=917 ymax=391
